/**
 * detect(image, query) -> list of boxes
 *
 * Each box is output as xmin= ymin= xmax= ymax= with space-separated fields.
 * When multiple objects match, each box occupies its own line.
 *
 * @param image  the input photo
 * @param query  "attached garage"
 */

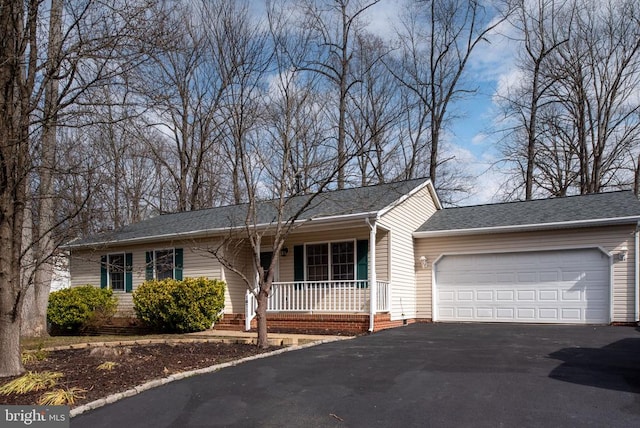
xmin=414 ymin=191 xmax=640 ymax=325
xmin=434 ymin=248 xmax=610 ymax=324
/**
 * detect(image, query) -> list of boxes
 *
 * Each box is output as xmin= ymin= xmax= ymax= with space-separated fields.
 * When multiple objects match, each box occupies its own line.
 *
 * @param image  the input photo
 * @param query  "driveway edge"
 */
xmin=70 ymin=337 xmax=351 ymax=418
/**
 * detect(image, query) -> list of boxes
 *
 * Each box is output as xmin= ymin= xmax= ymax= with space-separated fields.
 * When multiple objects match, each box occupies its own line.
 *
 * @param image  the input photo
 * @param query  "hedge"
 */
xmin=133 ymin=277 xmax=225 ymax=333
xmin=47 ymin=285 xmax=118 ymax=334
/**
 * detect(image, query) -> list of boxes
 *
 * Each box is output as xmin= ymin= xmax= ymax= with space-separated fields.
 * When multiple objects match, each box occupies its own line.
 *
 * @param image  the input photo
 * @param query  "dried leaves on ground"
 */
xmin=1 ymin=342 xmax=274 ymax=408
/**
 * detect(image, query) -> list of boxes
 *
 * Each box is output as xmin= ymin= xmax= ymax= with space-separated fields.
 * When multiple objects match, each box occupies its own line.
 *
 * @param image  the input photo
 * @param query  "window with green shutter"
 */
xmin=294 ymin=240 xmax=365 ymax=285
xmin=145 ymin=248 xmax=183 ymax=281
xmin=102 ymin=253 xmax=133 ymax=292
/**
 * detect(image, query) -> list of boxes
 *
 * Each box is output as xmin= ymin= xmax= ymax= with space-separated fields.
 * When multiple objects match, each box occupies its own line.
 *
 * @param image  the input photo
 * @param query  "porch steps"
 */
xmin=214 ymin=314 xmax=249 ymax=331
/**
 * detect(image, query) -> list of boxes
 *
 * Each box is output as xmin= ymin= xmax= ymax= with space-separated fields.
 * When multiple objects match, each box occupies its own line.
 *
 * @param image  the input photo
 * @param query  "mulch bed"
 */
xmin=0 ymin=342 xmax=277 ymax=408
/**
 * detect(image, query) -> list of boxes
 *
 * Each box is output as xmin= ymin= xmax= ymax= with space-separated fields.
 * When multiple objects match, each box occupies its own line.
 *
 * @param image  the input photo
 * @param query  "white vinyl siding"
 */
xmin=70 ymin=239 xmax=231 ymax=315
xmin=378 ymin=184 xmax=438 ymax=320
xmin=415 ymin=225 xmax=636 ymax=323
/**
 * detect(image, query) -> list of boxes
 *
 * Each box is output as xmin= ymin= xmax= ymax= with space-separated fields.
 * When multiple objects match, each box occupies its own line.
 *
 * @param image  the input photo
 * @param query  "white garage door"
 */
xmin=435 ymin=249 xmax=610 ymax=324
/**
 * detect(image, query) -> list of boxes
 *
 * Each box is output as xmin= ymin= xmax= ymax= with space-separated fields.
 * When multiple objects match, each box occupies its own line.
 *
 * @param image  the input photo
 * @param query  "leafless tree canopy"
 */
xmin=497 ymin=0 xmax=640 ymax=200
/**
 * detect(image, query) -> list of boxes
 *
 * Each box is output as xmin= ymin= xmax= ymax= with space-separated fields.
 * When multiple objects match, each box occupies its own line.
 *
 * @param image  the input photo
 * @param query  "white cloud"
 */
xmin=441 ymin=139 xmax=506 ymax=206
xmin=468 ymin=13 xmax=520 ymax=84
xmin=471 ymin=132 xmax=488 ymax=145
xmin=363 ymin=0 xmax=406 ymax=40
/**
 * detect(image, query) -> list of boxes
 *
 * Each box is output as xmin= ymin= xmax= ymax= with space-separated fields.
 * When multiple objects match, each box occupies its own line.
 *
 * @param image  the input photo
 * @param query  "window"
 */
xmin=100 ymin=253 xmax=132 ymax=292
xmin=108 ymin=254 xmax=125 ymax=291
xmin=331 ymin=242 xmax=354 ymax=280
xmin=146 ymin=248 xmax=183 ymax=281
xmin=155 ymin=249 xmax=174 ymax=280
xmin=306 ymin=244 xmax=329 ymax=281
xmin=305 ymin=241 xmax=354 ymax=281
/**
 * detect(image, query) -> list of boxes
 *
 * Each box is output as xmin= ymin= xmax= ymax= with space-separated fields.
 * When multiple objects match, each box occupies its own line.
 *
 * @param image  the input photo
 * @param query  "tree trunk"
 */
xmin=0 ymin=314 xmax=23 ymax=376
xmin=0 ymin=0 xmax=33 ymax=378
xmin=20 ymin=267 xmax=53 ymax=337
xmin=255 ymin=288 xmax=269 ymax=349
xmin=19 ymin=0 xmax=62 ymax=337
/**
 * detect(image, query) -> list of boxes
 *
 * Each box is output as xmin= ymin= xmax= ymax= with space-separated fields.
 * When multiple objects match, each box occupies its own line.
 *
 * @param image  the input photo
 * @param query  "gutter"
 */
xmin=413 ymin=216 xmax=640 ymax=238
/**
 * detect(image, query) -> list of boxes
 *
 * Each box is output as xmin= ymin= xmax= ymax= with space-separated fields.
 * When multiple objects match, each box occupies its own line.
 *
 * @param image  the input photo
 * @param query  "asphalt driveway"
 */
xmin=72 ymin=323 xmax=640 ymax=427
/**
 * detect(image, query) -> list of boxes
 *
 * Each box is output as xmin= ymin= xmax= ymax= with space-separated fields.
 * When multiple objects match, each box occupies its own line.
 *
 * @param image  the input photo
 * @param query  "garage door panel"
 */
xmin=477 ymin=290 xmax=493 ymax=301
xmin=539 ymin=308 xmax=559 ymax=320
xmin=456 ymin=307 xmax=474 ymax=318
xmin=517 ymin=308 xmax=536 ymax=319
xmin=539 ymin=290 xmax=558 ymax=301
xmin=496 ymin=290 xmax=514 ymax=301
xmin=496 ymin=308 xmax=515 ymax=318
xmin=439 ymin=290 xmax=455 ymax=302
xmin=457 ymin=290 xmax=474 ymax=301
xmin=562 ymin=308 xmax=582 ymax=320
xmin=435 ymin=249 xmax=609 ymax=324
xmin=517 ymin=290 xmax=536 ymax=301
xmin=561 ymin=290 xmax=582 ymax=301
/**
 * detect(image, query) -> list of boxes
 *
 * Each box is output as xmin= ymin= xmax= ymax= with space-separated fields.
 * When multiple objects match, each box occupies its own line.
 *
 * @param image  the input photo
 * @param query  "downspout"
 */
xmin=366 ymin=217 xmax=377 ymax=332
xmin=633 ymin=224 xmax=640 ymax=322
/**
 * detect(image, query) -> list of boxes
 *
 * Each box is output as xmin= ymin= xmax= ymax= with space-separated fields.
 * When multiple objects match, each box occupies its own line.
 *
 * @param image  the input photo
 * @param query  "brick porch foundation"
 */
xmin=214 ymin=313 xmax=432 ymax=335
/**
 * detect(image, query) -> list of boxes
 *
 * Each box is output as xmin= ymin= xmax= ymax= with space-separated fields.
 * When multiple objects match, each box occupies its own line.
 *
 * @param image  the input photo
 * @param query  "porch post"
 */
xmin=367 ymin=218 xmax=377 ymax=332
xmin=245 ymin=239 xmax=260 ymax=331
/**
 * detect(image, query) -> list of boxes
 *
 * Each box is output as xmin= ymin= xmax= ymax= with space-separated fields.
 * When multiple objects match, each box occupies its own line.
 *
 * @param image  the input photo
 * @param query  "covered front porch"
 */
xmin=244 ymin=279 xmax=390 ymax=331
xmin=231 ymin=219 xmax=394 ymax=333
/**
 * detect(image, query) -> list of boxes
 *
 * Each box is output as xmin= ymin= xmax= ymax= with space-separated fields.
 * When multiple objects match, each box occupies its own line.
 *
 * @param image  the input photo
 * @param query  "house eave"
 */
xmin=413 ymin=216 xmax=640 ymax=238
xmin=64 ymin=211 xmax=381 ymax=250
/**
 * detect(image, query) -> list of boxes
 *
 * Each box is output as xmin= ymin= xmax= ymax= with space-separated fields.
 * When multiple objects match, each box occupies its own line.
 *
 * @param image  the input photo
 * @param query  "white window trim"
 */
xmin=304 ymin=239 xmax=356 ymax=282
xmin=151 ymin=248 xmax=176 ymax=280
xmin=107 ymin=253 xmax=126 ymax=292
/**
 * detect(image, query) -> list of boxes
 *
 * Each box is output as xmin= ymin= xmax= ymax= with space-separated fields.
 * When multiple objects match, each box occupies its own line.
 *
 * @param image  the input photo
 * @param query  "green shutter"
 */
xmin=125 ymin=253 xmax=133 ymax=292
xmin=357 ymin=240 xmax=368 ymax=287
xmin=174 ymin=248 xmax=183 ymax=280
xmin=145 ymin=251 xmax=154 ymax=280
xmin=100 ymin=255 xmax=107 ymax=289
xmin=294 ymin=245 xmax=304 ymax=282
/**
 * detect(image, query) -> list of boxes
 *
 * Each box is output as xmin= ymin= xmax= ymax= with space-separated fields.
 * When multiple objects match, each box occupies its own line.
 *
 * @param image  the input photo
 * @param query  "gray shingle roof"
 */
xmin=416 ymin=190 xmax=640 ymax=235
xmin=69 ymin=178 xmax=430 ymax=248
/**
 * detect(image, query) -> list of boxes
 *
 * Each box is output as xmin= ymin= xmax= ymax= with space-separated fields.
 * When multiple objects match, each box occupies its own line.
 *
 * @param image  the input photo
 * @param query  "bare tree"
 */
xmin=292 ymin=0 xmax=381 ymax=189
xmin=136 ymin=2 xmax=229 ymax=212
xmin=0 ymin=0 xmax=164 ymax=377
xmin=553 ymin=0 xmax=640 ymax=194
xmin=498 ymin=0 xmax=640 ymax=199
xmin=504 ymin=0 xmax=568 ymax=199
xmin=348 ymin=33 xmax=403 ymax=185
xmin=394 ymin=0 xmax=510 ymax=188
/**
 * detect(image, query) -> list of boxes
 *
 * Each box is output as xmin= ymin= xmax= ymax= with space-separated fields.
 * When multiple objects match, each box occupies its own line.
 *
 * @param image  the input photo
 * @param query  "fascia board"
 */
xmin=413 ymin=216 xmax=640 ymax=238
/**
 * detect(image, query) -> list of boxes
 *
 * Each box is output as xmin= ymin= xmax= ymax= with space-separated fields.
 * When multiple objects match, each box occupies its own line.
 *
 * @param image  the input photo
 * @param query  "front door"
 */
xmin=260 ymin=252 xmax=275 ymax=281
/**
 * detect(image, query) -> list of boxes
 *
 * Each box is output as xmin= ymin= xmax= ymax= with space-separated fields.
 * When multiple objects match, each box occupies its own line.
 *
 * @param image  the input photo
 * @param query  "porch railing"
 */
xmin=245 ymin=280 xmax=390 ymax=329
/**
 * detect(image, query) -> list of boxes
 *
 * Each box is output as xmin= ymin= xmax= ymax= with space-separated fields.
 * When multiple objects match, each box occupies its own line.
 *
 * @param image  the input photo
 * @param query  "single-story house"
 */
xmin=66 ymin=178 xmax=640 ymax=333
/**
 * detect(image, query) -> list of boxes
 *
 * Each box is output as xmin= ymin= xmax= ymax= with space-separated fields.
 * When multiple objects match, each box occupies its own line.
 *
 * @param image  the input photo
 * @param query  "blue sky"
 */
xmin=364 ymin=0 xmax=519 ymax=205
xmin=252 ymin=0 xmax=518 ymax=205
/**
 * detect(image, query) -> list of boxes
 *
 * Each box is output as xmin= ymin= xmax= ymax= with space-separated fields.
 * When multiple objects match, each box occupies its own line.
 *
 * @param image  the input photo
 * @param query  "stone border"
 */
xmin=39 ymin=336 xmax=298 ymax=352
xmin=69 ymin=337 xmax=350 ymax=418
